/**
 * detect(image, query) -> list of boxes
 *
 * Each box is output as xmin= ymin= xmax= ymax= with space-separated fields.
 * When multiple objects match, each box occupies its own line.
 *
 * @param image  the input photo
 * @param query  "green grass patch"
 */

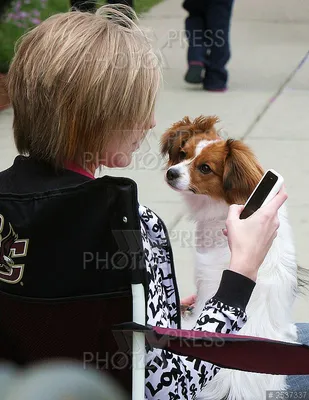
xmin=0 ymin=0 xmax=164 ymax=73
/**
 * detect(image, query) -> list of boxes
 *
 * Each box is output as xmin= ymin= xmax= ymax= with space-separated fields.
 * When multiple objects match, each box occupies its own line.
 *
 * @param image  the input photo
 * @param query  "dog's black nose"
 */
xmin=166 ymin=168 xmax=179 ymax=181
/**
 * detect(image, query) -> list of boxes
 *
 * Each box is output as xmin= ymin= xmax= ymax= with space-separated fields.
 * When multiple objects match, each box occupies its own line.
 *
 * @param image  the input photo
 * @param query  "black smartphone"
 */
xmin=239 ymin=169 xmax=283 ymax=219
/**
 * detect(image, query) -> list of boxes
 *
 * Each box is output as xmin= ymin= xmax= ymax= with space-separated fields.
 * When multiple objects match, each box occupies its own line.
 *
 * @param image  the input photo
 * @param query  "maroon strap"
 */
xmin=142 ymin=326 xmax=309 ymax=375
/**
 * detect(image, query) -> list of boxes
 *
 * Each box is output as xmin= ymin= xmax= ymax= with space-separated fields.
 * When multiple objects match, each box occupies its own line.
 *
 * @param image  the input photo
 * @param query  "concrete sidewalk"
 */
xmin=0 ymin=0 xmax=308 ymax=321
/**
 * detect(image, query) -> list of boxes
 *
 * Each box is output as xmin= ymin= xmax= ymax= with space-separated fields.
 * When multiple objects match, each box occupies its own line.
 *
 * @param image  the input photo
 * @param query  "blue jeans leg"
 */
xmin=286 ymin=323 xmax=309 ymax=390
xmin=185 ymin=15 xmax=207 ymax=64
xmin=203 ymin=0 xmax=234 ymax=90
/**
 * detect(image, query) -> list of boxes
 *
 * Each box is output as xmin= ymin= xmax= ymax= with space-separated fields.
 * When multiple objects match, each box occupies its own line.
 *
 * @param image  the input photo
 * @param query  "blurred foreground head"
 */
xmin=0 ymin=360 xmax=128 ymax=400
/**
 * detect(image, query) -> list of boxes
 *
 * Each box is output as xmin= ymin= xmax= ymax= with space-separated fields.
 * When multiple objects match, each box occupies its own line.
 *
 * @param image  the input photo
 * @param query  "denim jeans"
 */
xmin=286 ymin=323 xmax=309 ymax=390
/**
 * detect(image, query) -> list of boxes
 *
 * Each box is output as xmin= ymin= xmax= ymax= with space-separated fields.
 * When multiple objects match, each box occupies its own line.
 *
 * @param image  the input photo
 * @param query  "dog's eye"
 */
xmin=179 ymin=150 xmax=186 ymax=161
xmin=199 ymin=164 xmax=212 ymax=174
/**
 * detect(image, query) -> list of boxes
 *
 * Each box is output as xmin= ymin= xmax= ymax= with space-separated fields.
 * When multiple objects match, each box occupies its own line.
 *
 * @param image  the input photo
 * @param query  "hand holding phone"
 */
xmin=240 ymin=169 xmax=284 ymax=219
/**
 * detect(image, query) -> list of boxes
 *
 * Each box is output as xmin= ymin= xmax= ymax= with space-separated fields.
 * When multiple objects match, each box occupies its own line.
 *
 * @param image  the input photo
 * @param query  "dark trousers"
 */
xmin=107 ymin=0 xmax=133 ymax=6
xmin=183 ymin=0 xmax=234 ymax=89
xmin=70 ymin=0 xmax=133 ymax=12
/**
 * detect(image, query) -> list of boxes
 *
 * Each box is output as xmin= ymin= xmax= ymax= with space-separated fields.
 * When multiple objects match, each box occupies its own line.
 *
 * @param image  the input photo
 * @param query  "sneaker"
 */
xmin=184 ymin=63 xmax=204 ymax=84
xmin=203 ymin=68 xmax=228 ymax=91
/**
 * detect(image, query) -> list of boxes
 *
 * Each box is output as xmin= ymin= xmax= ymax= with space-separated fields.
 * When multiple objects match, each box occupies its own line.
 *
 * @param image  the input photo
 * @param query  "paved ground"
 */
xmin=0 ymin=0 xmax=308 ymax=321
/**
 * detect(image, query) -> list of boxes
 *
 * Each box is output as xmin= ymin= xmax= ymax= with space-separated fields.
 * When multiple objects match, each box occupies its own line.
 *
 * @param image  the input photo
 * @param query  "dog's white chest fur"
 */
xmin=181 ymin=193 xmax=298 ymax=400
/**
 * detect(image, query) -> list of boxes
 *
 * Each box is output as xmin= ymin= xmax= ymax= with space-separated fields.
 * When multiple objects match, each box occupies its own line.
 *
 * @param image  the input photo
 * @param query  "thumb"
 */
xmin=263 ymin=186 xmax=288 ymax=214
xmin=181 ymin=294 xmax=196 ymax=306
xmin=227 ymin=204 xmax=245 ymax=221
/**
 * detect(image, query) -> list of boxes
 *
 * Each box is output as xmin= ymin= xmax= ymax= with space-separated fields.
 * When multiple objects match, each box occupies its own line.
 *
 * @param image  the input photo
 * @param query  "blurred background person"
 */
xmin=0 ymin=0 xmax=13 ymax=19
xmin=182 ymin=0 xmax=234 ymax=91
xmin=70 ymin=0 xmax=133 ymax=12
xmin=70 ymin=0 xmax=97 ymax=12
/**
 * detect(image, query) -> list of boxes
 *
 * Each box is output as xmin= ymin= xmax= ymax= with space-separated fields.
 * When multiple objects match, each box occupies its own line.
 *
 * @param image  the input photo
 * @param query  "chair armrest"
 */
xmin=114 ymin=324 xmax=309 ymax=375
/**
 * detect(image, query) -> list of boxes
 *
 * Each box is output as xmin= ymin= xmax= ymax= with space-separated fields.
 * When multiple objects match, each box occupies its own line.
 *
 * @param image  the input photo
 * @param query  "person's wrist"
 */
xmin=229 ymin=257 xmax=258 ymax=282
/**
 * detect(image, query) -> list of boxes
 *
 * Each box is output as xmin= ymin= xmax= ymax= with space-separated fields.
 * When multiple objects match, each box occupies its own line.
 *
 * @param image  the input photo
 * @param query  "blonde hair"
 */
xmin=7 ymin=5 xmax=161 ymax=168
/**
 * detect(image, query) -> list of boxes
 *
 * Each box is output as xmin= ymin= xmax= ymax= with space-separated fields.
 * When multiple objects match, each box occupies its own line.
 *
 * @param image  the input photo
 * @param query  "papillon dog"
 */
xmin=160 ymin=115 xmax=299 ymax=400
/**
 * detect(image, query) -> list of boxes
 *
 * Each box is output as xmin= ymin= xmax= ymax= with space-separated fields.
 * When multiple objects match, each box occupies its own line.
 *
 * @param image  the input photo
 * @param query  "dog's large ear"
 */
xmin=223 ymin=139 xmax=264 ymax=204
xmin=160 ymin=116 xmax=193 ymax=166
xmin=160 ymin=116 xmax=191 ymax=156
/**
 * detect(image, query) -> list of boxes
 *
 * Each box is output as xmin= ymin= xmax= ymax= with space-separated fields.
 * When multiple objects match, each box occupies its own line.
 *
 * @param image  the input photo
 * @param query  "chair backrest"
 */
xmin=0 ymin=291 xmax=132 ymax=392
xmin=0 ymin=176 xmax=147 ymax=396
